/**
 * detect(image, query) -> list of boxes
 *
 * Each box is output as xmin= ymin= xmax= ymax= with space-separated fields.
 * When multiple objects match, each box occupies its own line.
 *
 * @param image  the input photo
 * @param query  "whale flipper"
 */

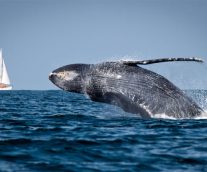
xmin=122 ymin=57 xmax=203 ymax=66
xmin=89 ymin=92 xmax=151 ymax=118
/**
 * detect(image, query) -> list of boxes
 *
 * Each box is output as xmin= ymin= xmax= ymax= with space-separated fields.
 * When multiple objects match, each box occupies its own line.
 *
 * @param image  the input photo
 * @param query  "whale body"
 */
xmin=49 ymin=58 xmax=204 ymax=119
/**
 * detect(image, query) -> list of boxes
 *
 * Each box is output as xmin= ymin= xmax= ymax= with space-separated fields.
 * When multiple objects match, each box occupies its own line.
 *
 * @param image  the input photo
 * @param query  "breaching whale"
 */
xmin=49 ymin=57 xmax=204 ymax=119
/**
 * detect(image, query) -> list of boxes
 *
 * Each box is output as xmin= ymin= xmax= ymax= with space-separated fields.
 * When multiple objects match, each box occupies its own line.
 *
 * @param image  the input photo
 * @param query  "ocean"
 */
xmin=0 ymin=90 xmax=207 ymax=172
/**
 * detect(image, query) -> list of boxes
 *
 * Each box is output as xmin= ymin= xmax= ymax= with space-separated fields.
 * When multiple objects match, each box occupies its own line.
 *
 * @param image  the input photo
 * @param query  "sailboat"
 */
xmin=0 ymin=49 xmax=12 ymax=90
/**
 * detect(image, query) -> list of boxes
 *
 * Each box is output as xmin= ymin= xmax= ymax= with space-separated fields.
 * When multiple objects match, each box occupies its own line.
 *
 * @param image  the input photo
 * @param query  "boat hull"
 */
xmin=0 ymin=86 xmax=12 ymax=90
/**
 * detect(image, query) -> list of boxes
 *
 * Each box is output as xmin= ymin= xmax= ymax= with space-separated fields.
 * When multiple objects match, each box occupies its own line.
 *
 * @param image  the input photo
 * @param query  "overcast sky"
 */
xmin=0 ymin=0 xmax=206 ymax=90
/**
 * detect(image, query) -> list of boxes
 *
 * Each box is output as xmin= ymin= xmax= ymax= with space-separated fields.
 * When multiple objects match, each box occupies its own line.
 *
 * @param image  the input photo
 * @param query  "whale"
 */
xmin=49 ymin=57 xmax=204 ymax=119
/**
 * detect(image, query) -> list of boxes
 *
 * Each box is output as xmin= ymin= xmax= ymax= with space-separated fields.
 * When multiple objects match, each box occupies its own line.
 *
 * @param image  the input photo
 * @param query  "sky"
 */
xmin=0 ymin=0 xmax=206 ymax=90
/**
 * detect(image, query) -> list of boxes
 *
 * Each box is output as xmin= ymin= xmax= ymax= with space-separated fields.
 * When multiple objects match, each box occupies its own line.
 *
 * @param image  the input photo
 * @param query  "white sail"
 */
xmin=2 ymin=59 xmax=11 ymax=85
xmin=0 ymin=49 xmax=12 ymax=89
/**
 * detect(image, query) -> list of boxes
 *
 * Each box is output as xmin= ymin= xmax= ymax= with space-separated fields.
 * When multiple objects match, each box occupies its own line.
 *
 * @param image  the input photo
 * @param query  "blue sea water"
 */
xmin=0 ymin=90 xmax=207 ymax=172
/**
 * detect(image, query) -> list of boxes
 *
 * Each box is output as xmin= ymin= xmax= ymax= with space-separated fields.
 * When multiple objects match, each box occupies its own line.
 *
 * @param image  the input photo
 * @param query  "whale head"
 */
xmin=49 ymin=64 xmax=90 ymax=93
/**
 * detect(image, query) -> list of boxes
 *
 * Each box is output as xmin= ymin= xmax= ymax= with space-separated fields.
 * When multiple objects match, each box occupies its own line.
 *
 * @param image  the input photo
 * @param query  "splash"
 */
xmin=103 ymin=55 xmax=141 ymax=63
xmin=194 ymin=110 xmax=207 ymax=119
xmin=153 ymin=113 xmax=177 ymax=120
xmin=152 ymin=110 xmax=207 ymax=120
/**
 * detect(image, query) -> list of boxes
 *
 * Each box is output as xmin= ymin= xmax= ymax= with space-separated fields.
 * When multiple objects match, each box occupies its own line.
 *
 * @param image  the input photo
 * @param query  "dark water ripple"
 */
xmin=0 ymin=90 xmax=207 ymax=172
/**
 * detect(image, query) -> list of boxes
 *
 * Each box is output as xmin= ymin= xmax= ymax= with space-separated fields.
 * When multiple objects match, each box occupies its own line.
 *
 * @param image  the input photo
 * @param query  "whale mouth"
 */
xmin=49 ymin=72 xmax=67 ymax=90
xmin=49 ymin=72 xmax=56 ymax=81
xmin=49 ymin=72 xmax=61 ymax=87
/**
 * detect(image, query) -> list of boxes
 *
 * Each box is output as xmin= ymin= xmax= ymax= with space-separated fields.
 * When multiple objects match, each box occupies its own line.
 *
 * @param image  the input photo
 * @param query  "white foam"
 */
xmin=119 ymin=56 xmax=137 ymax=62
xmin=153 ymin=113 xmax=177 ymax=120
xmin=194 ymin=110 xmax=207 ymax=119
xmin=152 ymin=110 xmax=207 ymax=120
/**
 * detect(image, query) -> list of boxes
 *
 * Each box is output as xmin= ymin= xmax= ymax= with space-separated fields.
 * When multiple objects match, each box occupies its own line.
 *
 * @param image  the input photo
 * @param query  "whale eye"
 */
xmin=57 ymin=71 xmax=79 ymax=81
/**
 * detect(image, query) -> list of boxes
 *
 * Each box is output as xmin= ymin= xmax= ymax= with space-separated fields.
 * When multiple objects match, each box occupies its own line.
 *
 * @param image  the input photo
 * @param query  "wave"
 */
xmin=153 ymin=110 xmax=207 ymax=120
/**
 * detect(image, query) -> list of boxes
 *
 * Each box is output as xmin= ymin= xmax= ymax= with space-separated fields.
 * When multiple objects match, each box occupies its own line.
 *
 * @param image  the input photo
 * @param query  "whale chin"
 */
xmin=49 ymin=72 xmax=84 ymax=93
xmin=49 ymin=73 xmax=65 ymax=90
xmin=49 ymin=72 xmax=58 ymax=86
